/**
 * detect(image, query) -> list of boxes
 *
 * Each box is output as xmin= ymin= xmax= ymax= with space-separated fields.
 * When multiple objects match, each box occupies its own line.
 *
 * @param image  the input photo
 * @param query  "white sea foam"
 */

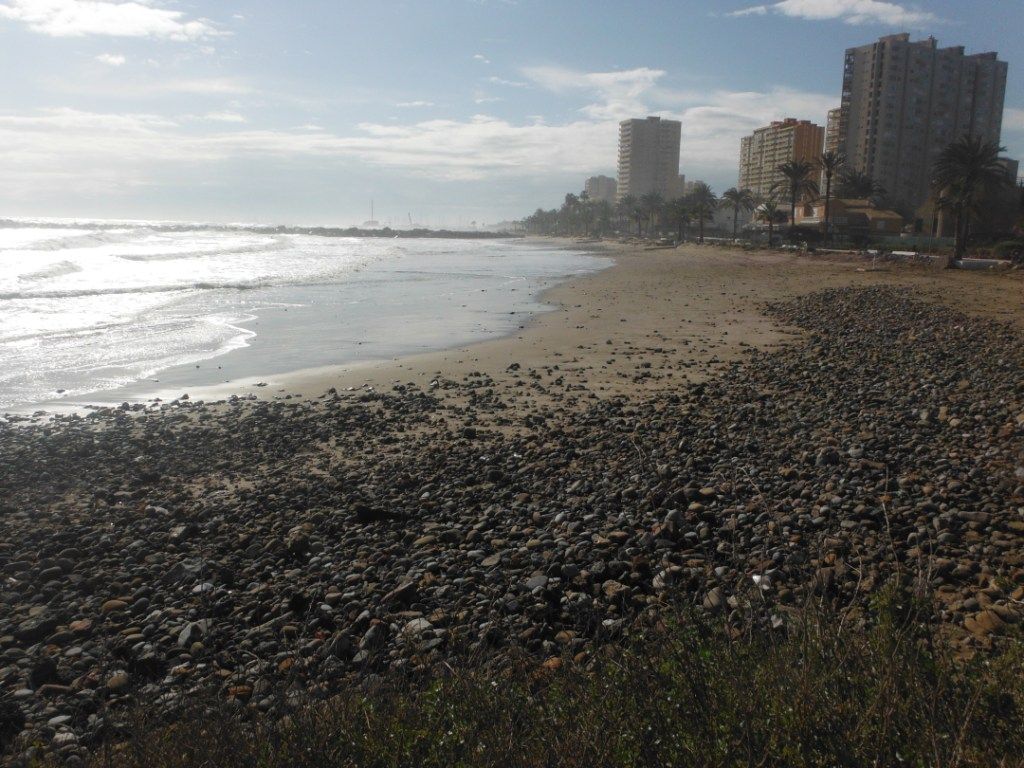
xmin=0 ymin=224 xmax=605 ymax=411
xmin=17 ymin=260 xmax=83 ymax=283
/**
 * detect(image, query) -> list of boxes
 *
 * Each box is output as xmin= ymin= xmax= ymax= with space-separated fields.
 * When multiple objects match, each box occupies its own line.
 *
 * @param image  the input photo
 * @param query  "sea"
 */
xmin=0 ymin=221 xmax=606 ymax=412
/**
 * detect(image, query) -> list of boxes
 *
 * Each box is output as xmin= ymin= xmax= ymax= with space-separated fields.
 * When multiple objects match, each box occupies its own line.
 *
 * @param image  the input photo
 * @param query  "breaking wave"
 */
xmin=17 ymin=260 xmax=82 ymax=282
xmin=116 ymin=236 xmax=290 ymax=262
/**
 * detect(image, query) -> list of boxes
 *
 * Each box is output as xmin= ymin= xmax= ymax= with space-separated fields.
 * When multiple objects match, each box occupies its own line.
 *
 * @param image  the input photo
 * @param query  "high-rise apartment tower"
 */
xmin=738 ymin=118 xmax=824 ymax=198
xmin=616 ymin=117 xmax=681 ymax=202
xmin=837 ymin=34 xmax=1007 ymax=211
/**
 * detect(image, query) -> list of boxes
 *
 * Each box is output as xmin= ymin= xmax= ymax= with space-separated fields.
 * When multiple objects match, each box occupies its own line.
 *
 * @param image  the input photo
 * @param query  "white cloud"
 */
xmin=395 ymin=100 xmax=435 ymax=108
xmin=524 ymin=66 xmax=666 ymax=120
xmin=487 ymin=76 xmax=528 ymax=88
xmin=522 ymin=64 xmax=837 ymax=180
xmin=730 ymin=5 xmax=768 ymax=15
xmin=676 ymin=88 xmax=837 ymax=170
xmin=0 ymin=67 xmax=840 ymax=199
xmin=199 ymin=111 xmax=246 ymax=123
xmin=0 ymin=0 xmax=221 ymax=40
xmin=1003 ymin=108 xmax=1024 ymax=133
xmin=728 ymin=0 xmax=939 ymax=25
xmin=95 ymin=52 xmax=125 ymax=66
xmin=0 ymin=107 xmax=613 ymax=187
xmin=473 ymin=53 xmax=490 ymax=64
xmin=152 ymin=78 xmax=253 ymax=95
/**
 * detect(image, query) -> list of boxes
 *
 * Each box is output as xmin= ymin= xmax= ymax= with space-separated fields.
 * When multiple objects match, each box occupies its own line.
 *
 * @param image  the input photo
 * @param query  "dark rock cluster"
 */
xmin=1 ymin=286 xmax=1022 ymax=762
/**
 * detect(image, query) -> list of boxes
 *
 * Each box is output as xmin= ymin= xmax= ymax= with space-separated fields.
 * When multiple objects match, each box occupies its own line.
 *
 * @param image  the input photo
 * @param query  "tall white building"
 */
xmin=616 ymin=116 xmax=681 ymax=202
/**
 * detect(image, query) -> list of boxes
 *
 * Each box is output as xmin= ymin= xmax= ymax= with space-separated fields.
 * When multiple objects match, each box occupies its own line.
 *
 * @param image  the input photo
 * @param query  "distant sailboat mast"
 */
xmin=363 ymin=199 xmax=380 ymax=228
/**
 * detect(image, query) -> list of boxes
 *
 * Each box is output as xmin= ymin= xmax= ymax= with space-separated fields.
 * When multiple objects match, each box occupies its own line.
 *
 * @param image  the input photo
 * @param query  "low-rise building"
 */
xmin=796 ymin=198 xmax=905 ymax=237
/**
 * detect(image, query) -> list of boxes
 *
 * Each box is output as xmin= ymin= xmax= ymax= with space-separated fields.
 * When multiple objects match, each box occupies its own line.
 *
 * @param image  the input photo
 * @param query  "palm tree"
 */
xmin=616 ymin=194 xmax=638 ymax=236
xmin=719 ymin=187 xmax=755 ymax=239
xmin=559 ymin=193 xmax=580 ymax=235
xmin=594 ymin=200 xmax=613 ymax=236
xmin=774 ymin=160 xmax=820 ymax=237
xmin=687 ymin=183 xmax=718 ymax=244
xmin=665 ymin=197 xmax=691 ymax=242
xmin=755 ymin=196 xmax=783 ymax=247
xmin=631 ymin=201 xmax=646 ymax=237
xmin=818 ymin=151 xmax=844 ymax=243
xmin=932 ymin=135 xmax=1010 ymax=261
xmin=836 ymin=169 xmax=885 ymax=203
xmin=578 ymin=196 xmax=596 ymax=237
xmin=639 ymin=192 xmax=664 ymax=238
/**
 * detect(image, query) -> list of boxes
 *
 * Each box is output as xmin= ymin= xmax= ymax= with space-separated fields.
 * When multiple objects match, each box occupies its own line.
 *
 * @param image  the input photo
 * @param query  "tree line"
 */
xmin=522 ymin=135 xmax=1018 ymax=258
xmin=521 ymin=183 xmax=731 ymax=243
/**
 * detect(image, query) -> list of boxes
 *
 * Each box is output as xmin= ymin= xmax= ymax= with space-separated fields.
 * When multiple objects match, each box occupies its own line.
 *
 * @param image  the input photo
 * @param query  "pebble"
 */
xmin=0 ymin=285 xmax=1022 ymax=759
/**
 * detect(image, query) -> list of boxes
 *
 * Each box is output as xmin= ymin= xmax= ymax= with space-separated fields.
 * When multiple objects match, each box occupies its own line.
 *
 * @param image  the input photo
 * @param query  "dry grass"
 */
xmin=39 ymin=587 xmax=1024 ymax=768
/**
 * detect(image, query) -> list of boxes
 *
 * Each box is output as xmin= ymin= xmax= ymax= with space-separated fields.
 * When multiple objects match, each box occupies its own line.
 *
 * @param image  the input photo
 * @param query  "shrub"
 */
xmin=59 ymin=599 xmax=1024 ymax=768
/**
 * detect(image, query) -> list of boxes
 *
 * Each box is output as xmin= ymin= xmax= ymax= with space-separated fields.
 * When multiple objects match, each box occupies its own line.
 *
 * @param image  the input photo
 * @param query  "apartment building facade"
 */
xmin=738 ymin=118 xmax=824 ymax=198
xmin=584 ymin=175 xmax=618 ymax=205
xmin=824 ymin=107 xmax=843 ymax=156
xmin=837 ymin=33 xmax=1007 ymax=212
xmin=616 ymin=116 xmax=682 ymax=202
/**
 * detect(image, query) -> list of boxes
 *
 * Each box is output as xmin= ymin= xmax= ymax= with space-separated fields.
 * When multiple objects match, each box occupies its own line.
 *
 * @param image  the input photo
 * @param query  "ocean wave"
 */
xmin=2 ymin=229 xmax=141 ymax=252
xmin=0 ymin=282 xmax=261 ymax=301
xmin=116 ymin=235 xmax=290 ymax=262
xmin=17 ymin=260 xmax=83 ymax=282
xmin=0 ymin=274 xmax=365 ymax=302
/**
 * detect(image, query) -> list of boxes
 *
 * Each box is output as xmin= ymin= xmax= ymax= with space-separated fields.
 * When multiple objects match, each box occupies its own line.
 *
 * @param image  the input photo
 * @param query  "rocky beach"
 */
xmin=1 ymin=243 xmax=1023 ymax=764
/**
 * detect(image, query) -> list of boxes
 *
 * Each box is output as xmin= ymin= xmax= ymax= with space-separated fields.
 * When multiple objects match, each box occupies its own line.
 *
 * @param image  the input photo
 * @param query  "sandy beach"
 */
xmin=158 ymin=240 xmax=1024 ymax=415
xmin=2 ymin=241 xmax=1023 ymax=762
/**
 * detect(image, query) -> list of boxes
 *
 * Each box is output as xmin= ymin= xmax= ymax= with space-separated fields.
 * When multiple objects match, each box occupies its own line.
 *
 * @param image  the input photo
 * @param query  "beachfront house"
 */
xmin=796 ymin=198 xmax=905 ymax=239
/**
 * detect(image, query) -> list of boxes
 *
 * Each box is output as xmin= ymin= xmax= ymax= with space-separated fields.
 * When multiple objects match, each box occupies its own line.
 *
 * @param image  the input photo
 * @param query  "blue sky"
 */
xmin=1 ymin=0 xmax=1021 ymax=226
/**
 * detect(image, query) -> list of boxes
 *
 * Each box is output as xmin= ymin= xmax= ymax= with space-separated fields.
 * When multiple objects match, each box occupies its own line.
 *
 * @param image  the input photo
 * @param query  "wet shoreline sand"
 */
xmin=133 ymin=239 xmax=1024 ymax=413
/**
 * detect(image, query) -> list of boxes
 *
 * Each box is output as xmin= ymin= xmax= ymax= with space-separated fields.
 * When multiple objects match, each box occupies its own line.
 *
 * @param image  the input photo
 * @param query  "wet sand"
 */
xmin=155 ymin=241 xmax=1024 ymax=414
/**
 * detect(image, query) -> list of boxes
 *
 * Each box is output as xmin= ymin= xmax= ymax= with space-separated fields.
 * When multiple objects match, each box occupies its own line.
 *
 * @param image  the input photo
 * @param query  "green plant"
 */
xmin=56 ymin=597 xmax=1024 ymax=768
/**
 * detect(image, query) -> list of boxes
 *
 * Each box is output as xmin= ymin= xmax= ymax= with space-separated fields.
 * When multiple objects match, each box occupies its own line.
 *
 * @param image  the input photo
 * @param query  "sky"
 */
xmin=1 ymin=0 xmax=1022 ymax=227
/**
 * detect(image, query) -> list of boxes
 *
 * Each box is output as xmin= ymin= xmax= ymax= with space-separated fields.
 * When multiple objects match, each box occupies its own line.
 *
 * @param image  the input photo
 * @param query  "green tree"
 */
xmin=818 ymin=151 xmax=844 ymax=243
xmin=687 ymin=183 xmax=718 ymax=244
xmin=617 ymin=195 xmax=639 ymax=236
xmin=578 ymin=193 xmax=596 ymax=237
xmin=836 ymin=169 xmax=885 ymax=203
xmin=932 ymin=135 xmax=1010 ymax=261
xmin=774 ymin=160 xmax=820 ymax=236
xmin=719 ymin=187 xmax=755 ymax=239
xmin=560 ymin=193 xmax=580 ymax=235
xmin=594 ymin=200 xmax=613 ymax=236
xmin=755 ymin=196 xmax=783 ymax=247
xmin=639 ymin=192 xmax=665 ymax=237
xmin=665 ymin=198 xmax=691 ymax=242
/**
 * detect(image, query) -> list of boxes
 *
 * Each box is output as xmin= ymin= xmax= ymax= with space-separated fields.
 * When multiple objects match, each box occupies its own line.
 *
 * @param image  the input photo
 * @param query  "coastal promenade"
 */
xmin=1 ymin=243 xmax=1023 ymax=763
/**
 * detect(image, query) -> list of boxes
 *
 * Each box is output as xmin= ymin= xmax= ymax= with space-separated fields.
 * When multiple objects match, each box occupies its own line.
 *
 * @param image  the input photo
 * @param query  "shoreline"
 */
xmin=4 ymin=237 xmax=608 ymax=418
xmin=11 ymin=239 xmax=1022 ymax=420
xmin=92 ymin=240 xmax=1024 ymax=407
xmin=2 ymin=245 xmax=1023 ymax=762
